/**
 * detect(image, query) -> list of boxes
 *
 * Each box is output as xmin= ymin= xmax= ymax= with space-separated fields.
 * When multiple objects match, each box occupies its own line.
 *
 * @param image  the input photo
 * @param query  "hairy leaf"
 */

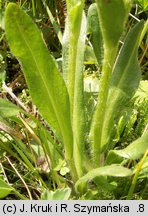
xmin=106 ymin=132 xmax=148 ymax=164
xmin=63 ymin=1 xmax=86 ymax=177
xmin=96 ymin=0 xmax=132 ymax=48
xmin=5 ymin=3 xmax=73 ymax=162
xmin=101 ymin=21 xmax=144 ymax=149
xmin=75 ymin=164 xmax=132 ymax=193
xmin=87 ymin=3 xmax=103 ymax=66
xmin=73 ymin=13 xmax=86 ymax=177
xmin=89 ymin=0 xmax=133 ymax=166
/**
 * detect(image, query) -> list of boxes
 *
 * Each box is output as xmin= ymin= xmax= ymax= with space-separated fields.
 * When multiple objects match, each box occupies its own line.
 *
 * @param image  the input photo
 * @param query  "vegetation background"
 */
xmin=0 ymin=0 xmax=148 ymax=200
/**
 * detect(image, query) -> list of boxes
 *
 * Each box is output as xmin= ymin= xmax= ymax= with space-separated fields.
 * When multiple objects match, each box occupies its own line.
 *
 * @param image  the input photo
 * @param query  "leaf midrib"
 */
xmin=15 ymin=18 xmax=63 ymax=133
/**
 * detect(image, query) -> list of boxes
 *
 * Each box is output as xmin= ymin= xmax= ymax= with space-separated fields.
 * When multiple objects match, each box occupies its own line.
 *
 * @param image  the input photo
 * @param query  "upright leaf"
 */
xmin=62 ymin=18 xmax=70 ymax=84
xmin=95 ymin=0 xmax=133 ymax=49
xmin=101 ymin=21 xmax=144 ymax=150
xmin=5 ymin=3 xmax=73 ymax=172
xmin=73 ymin=13 xmax=87 ymax=177
xmin=90 ymin=0 xmax=133 ymax=167
xmin=64 ymin=1 xmax=86 ymax=178
xmin=87 ymin=3 xmax=103 ymax=67
xmin=66 ymin=1 xmax=84 ymax=110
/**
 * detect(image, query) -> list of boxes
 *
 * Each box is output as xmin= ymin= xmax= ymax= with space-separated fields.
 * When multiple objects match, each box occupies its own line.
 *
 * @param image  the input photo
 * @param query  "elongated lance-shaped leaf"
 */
xmin=63 ymin=0 xmax=82 ymax=84
xmin=65 ymin=0 xmax=84 ymax=111
xmin=95 ymin=0 xmax=133 ymax=49
xmin=63 ymin=1 xmax=86 ymax=178
xmin=62 ymin=17 xmax=69 ymax=84
xmin=73 ymin=13 xmax=87 ymax=177
xmin=101 ymin=21 xmax=144 ymax=150
xmin=75 ymin=164 xmax=132 ymax=193
xmin=90 ymin=0 xmax=133 ymax=167
xmin=106 ymin=132 xmax=148 ymax=165
xmin=5 ymin=3 xmax=75 ymax=176
xmin=87 ymin=3 xmax=103 ymax=67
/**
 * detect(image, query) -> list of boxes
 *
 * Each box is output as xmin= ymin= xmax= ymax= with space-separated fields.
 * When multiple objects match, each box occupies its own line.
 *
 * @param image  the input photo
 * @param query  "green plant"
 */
xmin=1 ymin=0 xmax=148 ymax=199
xmin=135 ymin=0 xmax=148 ymax=12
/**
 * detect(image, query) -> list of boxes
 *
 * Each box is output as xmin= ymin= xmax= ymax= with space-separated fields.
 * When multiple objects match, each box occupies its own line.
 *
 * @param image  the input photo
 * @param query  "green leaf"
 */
xmin=111 ymin=21 xmax=144 ymax=94
xmin=63 ymin=1 xmax=86 ymax=178
xmin=101 ymin=21 xmax=144 ymax=149
xmin=0 ymin=53 xmax=6 ymax=83
xmin=96 ymin=0 xmax=132 ymax=48
xmin=133 ymin=80 xmax=148 ymax=103
xmin=75 ymin=164 xmax=132 ymax=193
xmin=87 ymin=3 xmax=103 ymax=66
xmin=93 ymin=176 xmax=116 ymax=191
xmin=136 ymin=0 xmax=148 ymax=11
xmin=5 ymin=3 xmax=73 ymax=163
xmin=72 ymin=13 xmax=87 ymax=177
xmin=62 ymin=18 xmax=70 ymax=84
xmin=0 ymin=178 xmax=13 ymax=199
xmin=84 ymin=45 xmax=97 ymax=65
xmin=0 ymin=98 xmax=21 ymax=117
xmin=106 ymin=132 xmax=148 ymax=164
xmin=90 ymin=0 xmax=133 ymax=167
xmin=41 ymin=188 xmax=71 ymax=200
xmin=66 ymin=1 xmax=84 ymax=109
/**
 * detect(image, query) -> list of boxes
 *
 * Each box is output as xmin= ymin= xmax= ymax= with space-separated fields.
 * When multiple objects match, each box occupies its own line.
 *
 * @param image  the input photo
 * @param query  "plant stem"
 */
xmin=31 ymin=0 xmax=35 ymax=17
xmin=127 ymin=149 xmax=148 ymax=200
xmin=91 ymin=47 xmax=116 ymax=167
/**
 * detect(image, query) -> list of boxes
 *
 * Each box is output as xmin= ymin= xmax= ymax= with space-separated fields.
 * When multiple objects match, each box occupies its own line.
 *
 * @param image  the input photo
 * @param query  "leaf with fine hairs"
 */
xmin=63 ymin=1 xmax=86 ymax=177
xmin=75 ymin=164 xmax=132 ymax=193
xmin=101 ymin=21 xmax=144 ymax=150
xmin=96 ymin=0 xmax=132 ymax=49
xmin=106 ymin=132 xmax=148 ymax=165
xmin=87 ymin=3 xmax=103 ymax=67
xmin=5 ymin=3 xmax=73 ymax=160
